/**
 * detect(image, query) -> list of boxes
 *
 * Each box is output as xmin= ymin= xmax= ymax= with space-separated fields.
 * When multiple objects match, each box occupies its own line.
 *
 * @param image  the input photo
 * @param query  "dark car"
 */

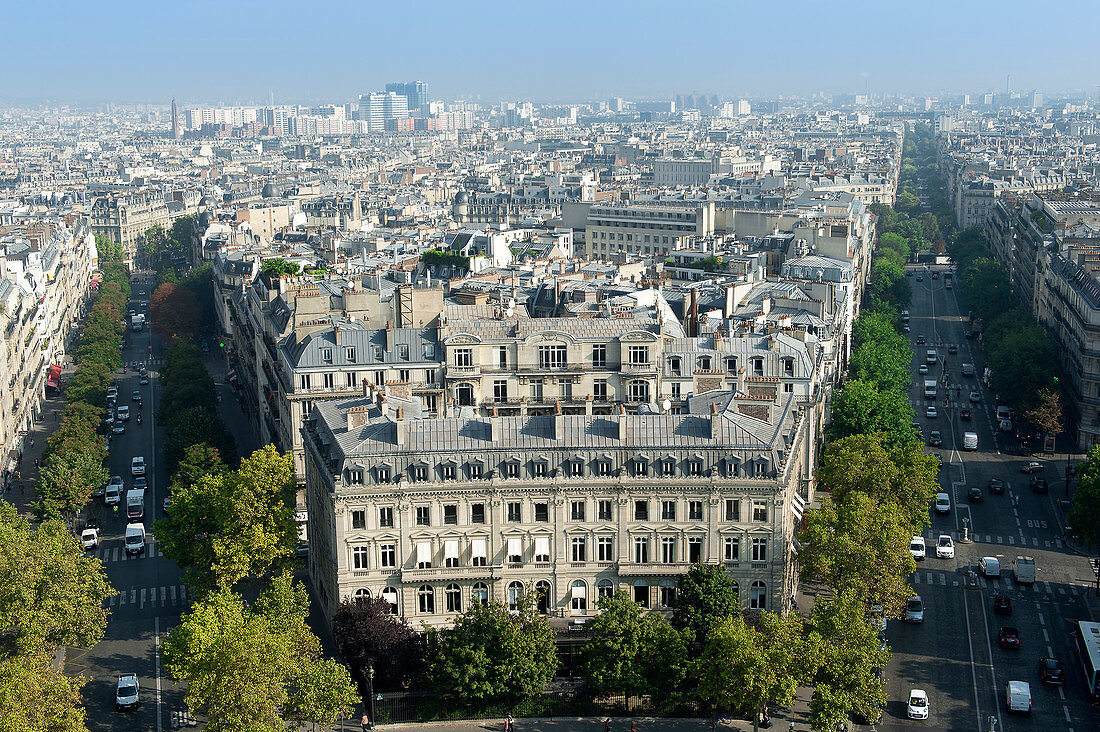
xmin=948 ymin=344 xmax=958 ymax=354
xmin=1038 ymin=657 xmax=1065 ymax=685
xmin=931 ymin=272 xmax=939 ymax=280
xmin=993 ymin=595 xmax=1012 ymax=615
xmin=928 ymin=430 xmax=943 ymax=447
xmin=989 ymin=478 xmax=1005 ymax=495
xmin=960 ymin=409 xmax=972 ymax=421
xmin=968 ymin=486 xmax=985 ymax=502
xmin=1031 ymin=477 xmax=1049 ymax=494
xmin=916 ymin=335 xmax=926 ymax=345
xmin=965 ymin=330 xmax=975 ymax=339
xmin=998 ymin=626 xmax=1021 ymax=649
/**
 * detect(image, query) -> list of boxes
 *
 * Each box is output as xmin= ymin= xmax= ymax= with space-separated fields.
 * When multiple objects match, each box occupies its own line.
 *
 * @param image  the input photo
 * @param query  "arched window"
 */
xmin=632 ymin=579 xmax=649 ymax=608
xmin=354 ymin=588 xmax=371 ymax=599
xmin=417 ymin=585 xmax=434 ymax=614
xmin=750 ymin=581 xmax=767 ymax=610
xmin=570 ymin=580 xmax=588 ymax=613
xmin=382 ymin=586 xmax=399 ymax=615
xmin=445 ymin=583 xmax=461 ymax=613
xmin=507 ymin=581 xmax=525 ymax=611
xmin=597 ymin=579 xmax=615 ymax=600
xmin=455 ymin=384 xmax=474 ymax=406
xmin=471 ymin=582 xmax=489 ymax=605
xmin=534 ymin=580 xmax=552 ymax=614
xmin=659 ymin=580 xmax=677 ymax=608
xmin=629 ymin=380 xmax=650 ymax=403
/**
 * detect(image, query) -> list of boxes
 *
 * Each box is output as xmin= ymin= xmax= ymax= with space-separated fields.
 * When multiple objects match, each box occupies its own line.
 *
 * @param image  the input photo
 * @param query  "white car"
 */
xmin=907 ymin=689 xmax=929 ymax=719
xmin=106 ymin=386 xmax=118 ymax=400
xmin=969 ymin=391 xmax=981 ymax=403
xmin=80 ymin=527 xmax=99 ymax=550
xmin=934 ymin=492 xmax=951 ymax=514
xmin=910 ymin=536 xmax=926 ymax=561
xmin=905 ymin=596 xmax=925 ymax=623
xmin=116 ymin=673 xmax=139 ymax=711
xmin=104 ymin=484 xmax=121 ymax=505
xmin=131 ymin=456 xmax=145 ymax=476
xmin=919 ymin=364 xmax=929 ymax=375
xmin=926 ymin=406 xmax=938 ymax=418
xmin=117 ymin=405 xmax=130 ymax=421
xmin=936 ymin=534 xmax=955 ymax=559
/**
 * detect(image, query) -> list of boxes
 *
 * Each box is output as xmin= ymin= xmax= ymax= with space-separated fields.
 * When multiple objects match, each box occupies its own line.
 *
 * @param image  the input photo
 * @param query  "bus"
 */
xmin=1074 ymin=620 xmax=1100 ymax=697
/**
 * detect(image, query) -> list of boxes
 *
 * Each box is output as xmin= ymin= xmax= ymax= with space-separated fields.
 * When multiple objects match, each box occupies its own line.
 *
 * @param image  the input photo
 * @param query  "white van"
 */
xmin=1013 ymin=556 xmax=1036 ymax=584
xmin=926 ymin=349 xmax=938 ymax=364
xmin=963 ymin=432 xmax=978 ymax=451
xmin=979 ymin=556 xmax=1000 ymax=577
xmin=124 ymin=524 xmax=146 ymax=555
xmin=1005 ymin=680 xmax=1032 ymax=713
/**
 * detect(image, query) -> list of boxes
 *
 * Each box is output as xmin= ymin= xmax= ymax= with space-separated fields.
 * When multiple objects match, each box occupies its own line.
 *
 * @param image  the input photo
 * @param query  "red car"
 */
xmin=998 ymin=626 xmax=1021 ymax=649
xmin=992 ymin=595 xmax=1012 ymax=615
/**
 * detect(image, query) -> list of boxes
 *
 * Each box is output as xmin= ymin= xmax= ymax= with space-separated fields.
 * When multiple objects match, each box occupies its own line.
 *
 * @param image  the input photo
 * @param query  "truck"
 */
xmin=131 ymin=313 xmax=145 ymax=331
xmin=124 ymin=523 xmax=146 ymax=555
xmin=962 ymin=432 xmax=978 ymax=451
xmin=126 ymin=488 xmax=145 ymax=520
xmin=961 ymin=362 xmax=975 ymax=377
xmin=1013 ymin=555 xmax=1036 ymax=585
xmin=924 ymin=379 xmax=938 ymax=399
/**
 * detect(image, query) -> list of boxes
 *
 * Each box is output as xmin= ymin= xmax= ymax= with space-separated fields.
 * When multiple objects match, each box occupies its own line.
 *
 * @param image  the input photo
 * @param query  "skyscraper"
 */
xmin=171 ymin=98 xmax=180 ymax=139
xmin=385 ymin=81 xmax=429 ymax=114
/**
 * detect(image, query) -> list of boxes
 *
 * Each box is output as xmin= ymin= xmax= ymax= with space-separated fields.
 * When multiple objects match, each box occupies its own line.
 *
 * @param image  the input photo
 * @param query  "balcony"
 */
xmin=399 ymin=564 xmax=501 ymax=583
xmin=621 ymin=361 xmax=657 ymax=374
xmin=616 ymin=561 xmax=694 ymax=577
xmin=446 ymin=364 xmax=481 ymax=378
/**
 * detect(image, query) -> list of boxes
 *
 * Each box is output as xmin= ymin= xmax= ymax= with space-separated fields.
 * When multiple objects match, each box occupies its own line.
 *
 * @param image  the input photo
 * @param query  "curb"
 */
xmin=374 ymin=718 xmax=715 ymax=730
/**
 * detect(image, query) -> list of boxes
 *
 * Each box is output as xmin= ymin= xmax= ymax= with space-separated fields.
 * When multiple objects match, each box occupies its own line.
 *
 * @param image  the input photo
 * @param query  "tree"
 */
xmin=154 ymin=445 xmax=298 ymax=591
xmin=0 ymin=651 xmax=88 ymax=732
xmin=150 ymin=282 xmax=202 ymax=341
xmin=849 ymin=313 xmax=911 ymax=392
xmin=426 ymin=595 xmax=557 ymax=704
xmin=580 ymin=591 xmax=689 ymax=698
xmin=671 ymin=563 xmax=740 ymax=647
xmin=696 ymin=611 xmax=820 ymax=732
xmin=172 ymin=442 xmax=228 ymax=489
xmin=93 ymin=233 xmax=124 ymax=264
xmin=162 ymin=405 xmax=237 ymax=473
xmin=798 ymin=491 xmax=917 ymax=618
xmin=807 ymin=591 xmax=890 ymax=730
xmin=827 ymin=380 xmax=916 ymax=448
xmin=1023 ymin=387 xmax=1063 ymax=440
xmin=0 ymin=503 xmax=114 ymax=653
xmin=261 ymin=258 xmax=301 ymax=278
xmin=332 ymin=596 xmax=425 ymax=692
xmin=1068 ymin=445 xmax=1100 ymax=547
xmin=37 ymin=449 xmax=109 ymax=520
xmin=163 ymin=573 xmax=356 ymax=732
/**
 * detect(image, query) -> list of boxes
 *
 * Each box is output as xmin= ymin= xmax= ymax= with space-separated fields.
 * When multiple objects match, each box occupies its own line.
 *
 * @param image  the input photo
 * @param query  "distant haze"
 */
xmin=7 ymin=0 xmax=1099 ymax=104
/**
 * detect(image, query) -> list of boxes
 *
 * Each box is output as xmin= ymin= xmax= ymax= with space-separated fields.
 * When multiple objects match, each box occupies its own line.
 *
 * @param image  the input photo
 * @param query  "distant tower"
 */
xmin=171 ymin=99 xmax=180 ymax=140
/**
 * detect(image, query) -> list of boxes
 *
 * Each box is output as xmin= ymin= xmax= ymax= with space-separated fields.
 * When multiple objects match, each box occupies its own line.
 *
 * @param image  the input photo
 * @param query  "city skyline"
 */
xmin=5 ymin=0 xmax=1098 ymax=104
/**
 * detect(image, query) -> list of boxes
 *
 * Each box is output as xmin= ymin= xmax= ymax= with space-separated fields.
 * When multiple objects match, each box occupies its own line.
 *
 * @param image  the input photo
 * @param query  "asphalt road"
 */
xmin=867 ymin=264 xmax=1100 ymax=731
xmin=68 ymin=286 xmax=195 ymax=731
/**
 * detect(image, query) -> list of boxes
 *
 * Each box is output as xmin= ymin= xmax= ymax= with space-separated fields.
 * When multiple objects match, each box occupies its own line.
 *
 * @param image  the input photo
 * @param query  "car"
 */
xmin=946 ymin=281 xmax=953 ymax=289
xmin=104 ymin=483 xmax=122 ymax=505
xmin=916 ymin=274 xmax=924 ymax=282
xmin=1031 ymin=476 xmax=1049 ymax=494
xmin=139 ymin=290 xmax=146 ymax=296
xmin=296 ymin=541 xmax=310 ymax=558
xmin=906 ymin=270 xmax=913 ymax=277
xmin=132 ymin=390 xmax=142 ymax=402
xmin=139 ymin=375 xmax=149 ymax=385
xmin=163 ymin=496 xmax=171 ymax=513
xmin=916 ymin=334 xmax=926 ymax=345
xmin=909 ymin=536 xmax=926 ymax=561
xmin=934 ymin=493 xmax=951 ymax=514
xmin=918 ymin=364 xmax=929 ymax=375
xmin=993 ymin=594 xmax=1012 ymax=615
xmin=936 ymin=534 xmax=955 ymax=558
xmin=928 ymin=430 xmax=943 ymax=447
xmin=1020 ymin=461 xmax=1043 ymax=474
xmin=998 ymin=626 xmax=1022 ymax=649
xmin=970 ymin=391 xmax=981 ymax=403
xmin=116 ymin=673 xmax=139 ymax=711
xmin=133 ymin=476 xmax=147 ymax=490
xmin=131 ymin=456 xmax=145 ymax=476
xmin=1038 ymin=657 xmax=1065 ymax=685
xmin=80 ymin=526 xmax=99 ymax=549
xmin=903 ymin=324 xmax=911 ymax=332
xmin=106 ymin=386 xmax=118 ymax=400
xmin=979 ymin=556 xmax=1001 ymax=577
xmin=948 ymin=344 xmax=958 ymax=354
xmin=112 ymin=421 xmax=125 ymax=434
xmin=117 ymin=405 xmax=130 ymax=421
xmin=907 ymin=689 xmax=929 ymax=719
xmin=931 ymin=272 xmax=939 ymax=280
xmin=926 ymin=406 xmax=938 ymax=418
xmin=905 ymin=596 xmax=925 ymax=623
xmin=968 ymin=486 xmax=985 ymax=502
xmin=989 ymin=477 xmax=1005 ymax=495
xmin=959 ymin=410 xmax=972 ymax=422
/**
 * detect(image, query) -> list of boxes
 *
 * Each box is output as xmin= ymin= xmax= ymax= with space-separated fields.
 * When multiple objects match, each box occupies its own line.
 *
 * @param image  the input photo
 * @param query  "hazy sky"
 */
xmin=7 ymin=0 xmax=1099 ymax=105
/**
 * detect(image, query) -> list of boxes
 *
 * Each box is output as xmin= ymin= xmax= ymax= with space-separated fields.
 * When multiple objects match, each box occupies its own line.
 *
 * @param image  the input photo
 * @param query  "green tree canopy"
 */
xmin=671 ymin=563 xmax=740 ymax=647
xmin=827 ymin=380 xmax=916 ymax=448
xmin=0 ymin=650 xmax=89 ymax=732
xmin=426 ymin=595 xmax=557 ymax=704
xmin=1068 ymin=445 xmax=1100 ymax=546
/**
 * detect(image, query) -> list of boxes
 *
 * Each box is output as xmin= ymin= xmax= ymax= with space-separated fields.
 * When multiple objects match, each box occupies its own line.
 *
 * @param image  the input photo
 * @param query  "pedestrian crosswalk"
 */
xmin=910 ymin=568 xmax=1089 ymax=596
xmin=171 ymin=708 xmax=199 ymax=727
xmin=921 ymin=529 xmax=1064 ymax=550
xmin=90 ymin=544 xmax=165 ymax=563
xmin=105 ymin=583 xmax=193 ymax=609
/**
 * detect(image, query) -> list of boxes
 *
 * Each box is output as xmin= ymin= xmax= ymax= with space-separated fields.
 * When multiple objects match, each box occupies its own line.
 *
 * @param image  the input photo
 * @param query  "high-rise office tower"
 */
xmin=171 ymin=98 xmax=180 ymax=139
xmin=385 ymin=81 xmax=429 ymax=113
xmin=357 ymin=92 xmax=409 ymax=132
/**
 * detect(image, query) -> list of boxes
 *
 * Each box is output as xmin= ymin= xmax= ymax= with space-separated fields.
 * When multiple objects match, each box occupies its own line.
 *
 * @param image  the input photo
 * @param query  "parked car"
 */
xmin=1038 ymin=657 xmax=1065 ymax=685
xmin=936 ymin=534 xmax=955 ymax=559
xmin=80 ymin=526 xmax=99 ymax=550
xmin=989 ymin=478 xmax=1005 ymax=495
xmin=934 ymin=493 xmax=951 ymax=514
xmin=998 ymin=626 xmax=1021 ymax=649
xmin=992 ymin=595 xmax=1012 ymax=615
xmin=909 ymin=536 xmax=926 ymax=561
xmin=1021 ymin=461 xmax=1044 ymax=474
xmin=968 ymin=486 xmax=985 ymax=502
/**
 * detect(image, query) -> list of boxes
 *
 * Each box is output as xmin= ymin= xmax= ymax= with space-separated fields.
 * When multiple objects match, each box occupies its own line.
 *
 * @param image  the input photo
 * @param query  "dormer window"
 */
xmin=782 ymin=358 xmax=794 ymax=376
xmin=634 ymin=458 xmax=648 ymax=477
xmin=597 ymin=460 xmax=612 ymax=476
xmin=412 ymin=464 xmax=428 ymax=482
xmin=376 ymin=466 xmax=390 ymax=483
xmin=668 ymin=356 xmax=682 ymax=376
xmin=752 ymin=358 xmax=764 ymax=376
xmin=347 ymin=468 xmax=364 ymax=484
xmin=688 ymin=459 xmax=703 ymax=476
xmin=697 ymin=356 xmax=711 ymax=371
xmin=725 ymin=460 xmax=739 ymax=478
xmin=345 ymin=347 xmax=356 ymax=362
xmin=320 ymin=348 xmax=332 ymax=364
xmin=661 ymin=458 xmax=675 ymax=477
xmin=725 ymin=356 xmax=738 ymax=373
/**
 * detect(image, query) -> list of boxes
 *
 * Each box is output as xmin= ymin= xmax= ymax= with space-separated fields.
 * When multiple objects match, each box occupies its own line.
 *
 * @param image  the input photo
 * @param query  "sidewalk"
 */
xmin=2 ymin=364 xmax=72 ymax=518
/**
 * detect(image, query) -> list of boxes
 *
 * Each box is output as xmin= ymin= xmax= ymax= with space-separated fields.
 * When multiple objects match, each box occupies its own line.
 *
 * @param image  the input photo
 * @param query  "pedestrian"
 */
xmin=361 ymin=712 xmax=370 ymax=731
xmin=33 ymin=458 xmax=38 ymax=468
xmin=604 ymin=719 xmax=611 ymax=732
xmin=505 ymin=713 xmax=514 ymax=731
xmin=630 ymin=722 xmax=636 ymax=732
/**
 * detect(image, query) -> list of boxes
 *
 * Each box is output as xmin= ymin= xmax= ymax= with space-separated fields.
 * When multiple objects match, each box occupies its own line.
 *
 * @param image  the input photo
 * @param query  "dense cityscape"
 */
xmin=3 ymin=5 xmax=1100 ymax=732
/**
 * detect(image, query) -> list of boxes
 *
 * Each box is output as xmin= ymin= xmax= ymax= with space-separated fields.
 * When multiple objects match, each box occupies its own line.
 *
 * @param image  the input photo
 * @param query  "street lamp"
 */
xmin=367 ymin=664 xmax=376 ymax=730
